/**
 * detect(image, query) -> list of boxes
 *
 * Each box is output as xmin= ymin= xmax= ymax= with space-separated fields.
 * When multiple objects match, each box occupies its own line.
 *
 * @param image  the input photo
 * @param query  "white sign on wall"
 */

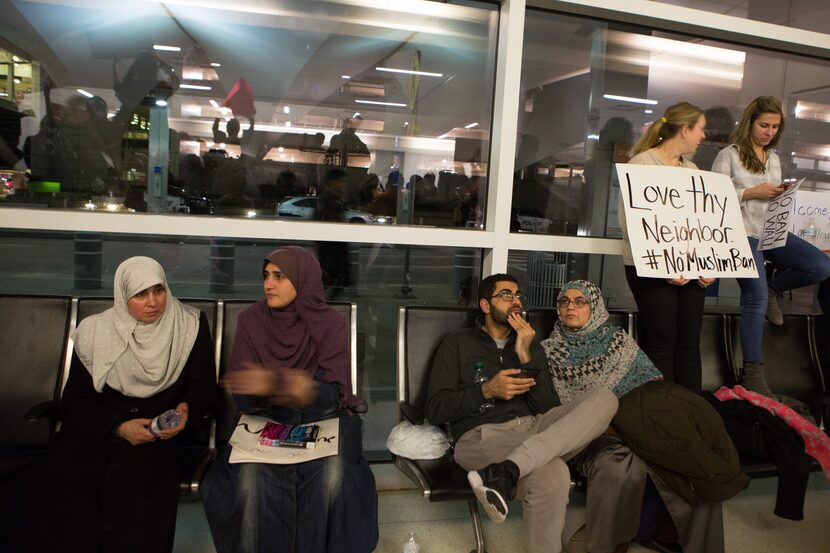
xmin=616 ymin=164 xmax=758 ymax=279
xmin=790 ymin=189 xmax=830 ymax=253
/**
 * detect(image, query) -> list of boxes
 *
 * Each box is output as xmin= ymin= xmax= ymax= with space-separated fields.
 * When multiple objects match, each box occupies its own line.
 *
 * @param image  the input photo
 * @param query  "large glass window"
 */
xmin=0 ymin=0 xmax=497 ymax=229
xmin=652 ymin=0 xmax=830 ymax=35
xmin=512 ymin=9 xmax=830 ymax=244
xmin=0 ymin=228 xmax=482 ymax=457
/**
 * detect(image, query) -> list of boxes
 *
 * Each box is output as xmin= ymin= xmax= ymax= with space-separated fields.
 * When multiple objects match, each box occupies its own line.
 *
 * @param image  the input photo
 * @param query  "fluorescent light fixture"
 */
xmin=153 ymin=44 xmax=181 ymax=52
xmin=77 ymin=89 xmax=94 ymax=98
xmin=210 ymin=62 xmax=221 ymax=67
xmin=376 ymin=66 xmax=443 ymax=78
xmin=341 ymin=75 xmax=351 ymax=79
xmin=180 ymin=84 xmax=212 ymax=90
xmin=13 ymin=78 xmax=21 ymax=84
xmin=355 ymin=99 xmax=407 ymax=107
xmin=155 ymin=99 xmax=168 ymax=107
xmin=283 ymin=106 xmax=290 ymax=114
xmin=603 ymin=94 xmax=658 ymax=105
xmin=209 ymin=100 xmax=220 ymax=108
xmin=0 ymin=93 xmax=6 ymax=97
xmin=464 ymin=122 xmax=479 ymax=129
xmin=353 ymin=112 xmax=360 ymax=118
xmin=587 ymin=134 xmax=599 ymax=140
xmin=644 ymin=109 xmax=654 ymax=114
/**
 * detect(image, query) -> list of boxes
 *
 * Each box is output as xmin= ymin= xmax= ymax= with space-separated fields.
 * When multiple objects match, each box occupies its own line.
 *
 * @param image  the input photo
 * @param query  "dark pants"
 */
xmin=625 ymin=265 xmax=704 ymax=392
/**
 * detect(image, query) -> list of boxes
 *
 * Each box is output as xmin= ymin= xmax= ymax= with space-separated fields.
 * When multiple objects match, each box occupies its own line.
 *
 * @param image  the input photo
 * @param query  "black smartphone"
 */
xmin=512 ymin=369 xmax=537 ymax=378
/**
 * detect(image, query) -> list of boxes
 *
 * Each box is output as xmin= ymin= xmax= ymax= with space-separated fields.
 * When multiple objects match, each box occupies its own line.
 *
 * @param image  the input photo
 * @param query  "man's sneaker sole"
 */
xmin=467 ymin=470 xmax=509 ymax=523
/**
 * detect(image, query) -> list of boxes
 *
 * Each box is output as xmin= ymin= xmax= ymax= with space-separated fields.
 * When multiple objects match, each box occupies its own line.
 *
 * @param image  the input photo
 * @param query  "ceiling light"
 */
xmin=353 ymin=112 xmax=360 ymax=118
xmin=153 ymin=44 xmax=181 ymax=52
xmin=342 ymin=75 xmax=351 ymax=79
xmin=465 ymin=122 xmax=479 ymax=129
xmin=77 ymin=89 xmax=94 ymax=98
xmin=376 ymin=66 xmax=443 ymax=78
xmin=603 ymin=94 xmax=658 ymax=105
xmin=155 ymin=99 xmax=168 ymax=107
xmin=283 ymin=106 xmax=290 ymax=114
xmin=180 ymin=84 xmax=212 ymax=90
xmin=355 ymin=99 xmax=407 ymax=107
xmin=13 ymin=78 xmax=21 ymax=84
xmin=210 ymin=62 xmax=221 ymax=67
xmin=210 ymin=100 xmax=220 ymax=108
xmin=644 ymin=109 xmax=653 ymax=114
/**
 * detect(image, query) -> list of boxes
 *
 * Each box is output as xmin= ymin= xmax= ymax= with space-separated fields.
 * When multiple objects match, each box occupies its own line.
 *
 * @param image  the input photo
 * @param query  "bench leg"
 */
xmin=467 ymin=498 xmax=487 ymax=553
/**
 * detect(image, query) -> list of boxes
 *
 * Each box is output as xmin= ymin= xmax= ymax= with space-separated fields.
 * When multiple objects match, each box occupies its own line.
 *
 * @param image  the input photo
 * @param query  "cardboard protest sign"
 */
xmin=616 ymin=164 xmax=758 ymax=279
xmin=758 ymin=178 xmax=803 ymax=251
xmin=790 ymin=189 xmax=830 ymax=253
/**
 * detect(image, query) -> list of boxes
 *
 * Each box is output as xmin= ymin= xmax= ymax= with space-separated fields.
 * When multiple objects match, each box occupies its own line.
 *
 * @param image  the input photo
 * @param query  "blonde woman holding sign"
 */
xmin=621 ymin=102 xmax=715 ymax=392
xmin=712 ymin=96 xmax=830 ymax=397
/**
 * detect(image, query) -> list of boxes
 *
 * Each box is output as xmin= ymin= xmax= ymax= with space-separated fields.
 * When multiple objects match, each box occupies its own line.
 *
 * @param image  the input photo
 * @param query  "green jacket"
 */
xmin=613 ymin=380 xmax=749 ymax=504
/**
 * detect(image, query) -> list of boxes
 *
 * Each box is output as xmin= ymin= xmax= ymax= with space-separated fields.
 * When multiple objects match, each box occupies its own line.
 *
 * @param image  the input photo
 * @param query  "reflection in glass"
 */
xmin=0 ymin=229 xmax=482 ymax=457
xmin=514 ymin=9 xmax=830 ymax=250
xmin=0 ymin=0 xmax=496 ymax=228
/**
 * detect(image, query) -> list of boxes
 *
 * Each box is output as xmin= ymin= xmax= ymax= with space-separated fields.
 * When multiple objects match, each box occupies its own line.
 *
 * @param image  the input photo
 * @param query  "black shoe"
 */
xmin=467 ymin=460 xmax=519 ymax=523
xmin=639 ymin=539 xmax=683 ymax=553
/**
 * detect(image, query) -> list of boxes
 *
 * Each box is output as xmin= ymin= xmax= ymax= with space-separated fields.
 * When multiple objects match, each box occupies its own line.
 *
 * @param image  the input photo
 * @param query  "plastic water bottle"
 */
xmin=473 ymin=361 xmax=495 ymax=412
xmin=402 ymin=531 xmax=420 ymax=553
xmin=803 ymin=218 xmax=817 ymax=243
xmin=148 ymin=409 xmax=180 ymax=437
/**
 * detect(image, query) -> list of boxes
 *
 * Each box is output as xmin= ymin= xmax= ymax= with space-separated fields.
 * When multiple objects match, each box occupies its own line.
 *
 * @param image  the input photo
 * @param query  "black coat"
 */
xmin=703 ymin=393 xmax=811 ymax=520
xmin=25 ymin=312 xmax=216 ymax=553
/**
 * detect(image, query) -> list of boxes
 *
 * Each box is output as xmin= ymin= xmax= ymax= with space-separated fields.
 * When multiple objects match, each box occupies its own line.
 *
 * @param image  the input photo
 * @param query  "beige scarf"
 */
xmin=73 ymin=256 xmax=199 ymax=398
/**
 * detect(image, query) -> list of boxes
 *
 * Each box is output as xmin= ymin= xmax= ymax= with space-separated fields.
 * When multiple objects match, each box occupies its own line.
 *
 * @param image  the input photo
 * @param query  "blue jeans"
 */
xmin=202 ymin=414 xmax=378 ymax=553
xmin=739 ymin=234 xmax=830 ymax=363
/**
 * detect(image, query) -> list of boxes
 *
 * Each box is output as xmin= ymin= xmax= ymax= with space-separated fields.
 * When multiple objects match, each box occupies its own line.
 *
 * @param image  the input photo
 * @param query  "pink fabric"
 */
xmin=714 ymin=386 xmax=830 ymax=482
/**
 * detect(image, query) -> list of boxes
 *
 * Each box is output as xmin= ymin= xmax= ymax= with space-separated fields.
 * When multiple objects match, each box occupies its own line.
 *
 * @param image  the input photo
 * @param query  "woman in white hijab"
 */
xmin=27 ymin=257 xmax=216 ymax=553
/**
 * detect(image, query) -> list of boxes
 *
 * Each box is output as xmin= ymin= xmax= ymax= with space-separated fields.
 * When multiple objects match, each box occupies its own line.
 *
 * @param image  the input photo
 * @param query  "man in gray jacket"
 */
xmin=425 ymin=273 xmax=617 ymax=553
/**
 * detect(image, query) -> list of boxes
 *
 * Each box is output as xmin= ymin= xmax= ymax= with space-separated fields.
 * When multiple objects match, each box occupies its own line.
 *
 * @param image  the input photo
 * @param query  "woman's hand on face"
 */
xmin=746 ymin=182 xmax=784 ymax=201
xmin=117 ymin=418 xmax=155 ymax=446
xmin=158 ymin=402 xmax=189 ymax=440
xmin=221 ymin=363 xmax=277 ymax=397
xmin=271 ymin=369 xmax=318 ymax=408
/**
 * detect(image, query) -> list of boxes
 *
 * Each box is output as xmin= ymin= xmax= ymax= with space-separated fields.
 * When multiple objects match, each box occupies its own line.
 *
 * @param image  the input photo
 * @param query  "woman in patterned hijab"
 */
xmin=541 ymin=279 xmax=661 ymax=404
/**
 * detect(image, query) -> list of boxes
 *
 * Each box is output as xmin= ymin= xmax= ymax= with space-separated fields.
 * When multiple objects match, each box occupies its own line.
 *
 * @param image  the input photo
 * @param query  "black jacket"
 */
xmin=703 ymin=393 xmax=811 ymax=520
xmin=425 ymin=325 xmax=559 ymax=440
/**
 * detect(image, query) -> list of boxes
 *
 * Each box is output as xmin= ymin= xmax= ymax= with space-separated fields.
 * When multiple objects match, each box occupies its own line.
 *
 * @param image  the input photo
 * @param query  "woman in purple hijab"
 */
xmin=202 ymin=246 xmax=378 ymax=553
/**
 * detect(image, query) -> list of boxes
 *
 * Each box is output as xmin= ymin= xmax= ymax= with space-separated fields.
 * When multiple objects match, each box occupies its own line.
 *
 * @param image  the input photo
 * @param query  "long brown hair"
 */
xmin=632 ymin=102 xmax=704 ymax=156
xmin=729 ymin=96 xmax=785 ymax=174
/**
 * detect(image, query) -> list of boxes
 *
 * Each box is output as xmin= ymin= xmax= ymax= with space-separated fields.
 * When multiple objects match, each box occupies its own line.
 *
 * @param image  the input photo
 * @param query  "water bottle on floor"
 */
xmin=148 ymin=409 xmax=181 ymax=437
xmin=402 ymin=531 xmax=420 ymax=553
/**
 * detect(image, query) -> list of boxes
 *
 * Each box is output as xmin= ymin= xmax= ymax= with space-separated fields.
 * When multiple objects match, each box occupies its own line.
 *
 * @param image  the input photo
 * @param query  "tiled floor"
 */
xmin=174 ymin=472 xmax=830 ymax=552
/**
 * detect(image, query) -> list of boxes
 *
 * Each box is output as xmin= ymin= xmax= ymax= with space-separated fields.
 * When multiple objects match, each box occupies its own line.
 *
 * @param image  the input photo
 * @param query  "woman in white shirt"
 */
xmin=712 ymin=96 xmax=830 ymax=397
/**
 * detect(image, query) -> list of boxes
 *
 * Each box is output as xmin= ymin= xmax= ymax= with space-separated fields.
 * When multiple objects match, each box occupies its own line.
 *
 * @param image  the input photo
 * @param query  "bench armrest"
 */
xmin=399 ymin=401 xmax=425 ymax=425
xmin=25 ymin=399 xmax=60 ymax=422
